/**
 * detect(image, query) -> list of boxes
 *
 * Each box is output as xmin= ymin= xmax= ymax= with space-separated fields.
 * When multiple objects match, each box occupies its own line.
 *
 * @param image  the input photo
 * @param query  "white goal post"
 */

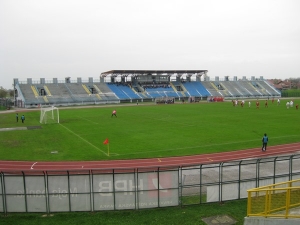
xmin=40 ymin=106 xmax=60 ymax=124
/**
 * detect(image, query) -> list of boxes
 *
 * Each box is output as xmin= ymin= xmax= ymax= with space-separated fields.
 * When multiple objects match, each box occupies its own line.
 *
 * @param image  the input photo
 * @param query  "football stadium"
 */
xmin=1 ymin=71 xmax=300 ymax=225
xmin=13 ymin=70 xmax=281 ymax=108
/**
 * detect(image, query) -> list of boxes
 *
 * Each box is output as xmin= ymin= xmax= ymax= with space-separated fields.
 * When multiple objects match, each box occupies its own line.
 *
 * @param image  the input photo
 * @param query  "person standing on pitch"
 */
xmin=111 ymin=110 xmax=117 ymax=117
xmin=262 ymin=133 xmax=268 ymax=151
xmin=256 ymin=100 xmax=260 ymax=109
xmin=21 ymin=114 xmax=25 ymax=123
xmin=265 ymin=100 xmax=268 ymax=108
xmin=16 ymin=113 xmax=19 ymax=122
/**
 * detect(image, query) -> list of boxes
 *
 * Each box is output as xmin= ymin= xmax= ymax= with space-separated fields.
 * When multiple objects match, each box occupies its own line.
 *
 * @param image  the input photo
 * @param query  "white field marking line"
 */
xmin=59 ymin=124 xmax=108 ymax=156
xmin=115 ymin=137 xmax=300 ymax=156
xmin=23 ymin=148 xmax=300 ymax=169
xmin=31 ymin=162 xmax=37 ymax=169
xmin=77 ymin=116 xmax=99 ymax=125
xmin=109 ymin=153 xmax=119 ymax=156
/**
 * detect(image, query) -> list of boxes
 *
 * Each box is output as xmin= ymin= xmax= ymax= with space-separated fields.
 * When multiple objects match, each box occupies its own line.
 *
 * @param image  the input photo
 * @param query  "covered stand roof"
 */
xmin=100 ymin=70 xmax=208 ymax=78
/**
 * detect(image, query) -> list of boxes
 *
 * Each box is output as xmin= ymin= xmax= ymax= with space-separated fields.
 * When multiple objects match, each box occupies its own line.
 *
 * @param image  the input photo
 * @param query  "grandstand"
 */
xmin=13 ymin=71 xmax=281 ymax=108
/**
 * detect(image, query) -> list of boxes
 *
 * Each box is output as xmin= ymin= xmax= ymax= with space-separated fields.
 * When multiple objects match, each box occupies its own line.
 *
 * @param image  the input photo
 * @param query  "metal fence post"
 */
xmin=67 ymin=171 xmax=71 ymax=212
xmin=89 ymin=170 xmax=93 ymax=212
xmin=289 ymin=155 xmax=294 ymax=180
xmin=200 ymin=165 xmax=203 ymax=204
xmin=136 ymin=169 xmax=138 ymax=210
xmin=179 ymin=166 xmax=182 ymax=207
xmin=256 ymin=159 xmax=261 ymax=188
xmin=45 ymin=171 xmax=50 ymax=213
xmin=238 ymin=160 xmax=242 ymax=199
xmin=113 ymin=169 xmax=116 ymax=210
xmin=0 ymin=172 xmax=6 ymax=216
xmin=157 ymin=168 xmax=160 ymax=207
xmin=273 ymin=157 xmax=278 ymax=184
xmin=43 ymin=171 xmax=49 ymax=215
xmin=22 ymin=171 xmax=28 ymax=212
xmin=219 ymin=162 xmax=224 ymax=202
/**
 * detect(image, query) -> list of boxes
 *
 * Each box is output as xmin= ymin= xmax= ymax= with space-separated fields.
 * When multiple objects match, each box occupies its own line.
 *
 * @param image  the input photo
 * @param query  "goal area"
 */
xmin=40 ymin=106 xmax=60 ymax=124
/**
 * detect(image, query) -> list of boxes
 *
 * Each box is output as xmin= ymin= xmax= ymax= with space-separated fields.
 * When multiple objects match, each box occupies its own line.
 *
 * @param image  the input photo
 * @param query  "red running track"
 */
xmin=0 ymin=143 xmax=300 ymax=172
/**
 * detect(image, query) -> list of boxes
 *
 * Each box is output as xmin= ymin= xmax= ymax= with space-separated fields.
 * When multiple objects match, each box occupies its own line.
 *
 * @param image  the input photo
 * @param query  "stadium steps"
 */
xmin=82 ymin=84 xmax=92 ymax=95
xmin=140 ymin=92 xmax=148 ymax=97
xmin=180 ymin=84 xmax=187 ymax=92
xmin=43 ymin=96 xmax=49 ymax=103
xmin=130 ymin=86 xmax=138 ymax=94
xmin=170 ymin=83 xmax=186 ymax=97
xmin=220 ymin=83 xmax=234 ymax=96
xmin=261 ymin=88 xmax=268 ymax=95
xmin=31 ymin=85 xmax=39 ymax=97
xmin=240 ymin=81 xmax=254 ymax=96
xmin=43 ymin=85 xmax=52 ymax=96
xmin=170 ymin=83 xmax=177 ymax=92
xmin=129 ymin=86 xmax=145 ymax=99
xmin=210 ymin=82 xmax=219 ymax=91
xmin=222 ymin=90 xmax=229 ymax=96
xmin=222 ymin=83 xmax=229 ymax=92
xmin=180 ymin=84 xmax=188 ymax=97
xmin=92 ymin=85 xmax=102 ymax=99
xmin=248 ymin=82 xmax=263 ymax=96
xmin=249 ymin=82 xmax=259 ymax=90
xmin=93 ymin=84 xmax=102 ymax=93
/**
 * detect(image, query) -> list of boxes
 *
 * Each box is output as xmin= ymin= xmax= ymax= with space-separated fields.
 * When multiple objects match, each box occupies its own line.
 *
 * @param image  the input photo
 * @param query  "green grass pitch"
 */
xmin=0 ymin=100 xmax=299 ymax=161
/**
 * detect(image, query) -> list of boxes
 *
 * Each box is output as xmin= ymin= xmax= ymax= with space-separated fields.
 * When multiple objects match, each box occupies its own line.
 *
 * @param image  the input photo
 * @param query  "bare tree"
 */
xmin=0 ymin=87 xmax=7 ymax=98
xmin=289 ymin=77 xmax=300 ymax=89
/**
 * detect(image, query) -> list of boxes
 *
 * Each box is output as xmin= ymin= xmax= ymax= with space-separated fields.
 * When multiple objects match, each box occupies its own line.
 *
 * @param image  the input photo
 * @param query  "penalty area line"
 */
xmin=59 ymin=124 xmax=108 ymax=156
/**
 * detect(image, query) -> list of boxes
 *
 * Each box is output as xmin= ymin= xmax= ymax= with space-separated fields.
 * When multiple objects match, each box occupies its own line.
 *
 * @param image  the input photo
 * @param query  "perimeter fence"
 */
xmin=1 ymin=154 xmax=300 ymax=214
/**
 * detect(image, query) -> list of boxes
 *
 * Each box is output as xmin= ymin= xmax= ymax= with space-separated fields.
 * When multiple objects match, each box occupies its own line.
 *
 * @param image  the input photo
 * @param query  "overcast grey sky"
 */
xmin=1 ymin=0 xmax=300 ymax=89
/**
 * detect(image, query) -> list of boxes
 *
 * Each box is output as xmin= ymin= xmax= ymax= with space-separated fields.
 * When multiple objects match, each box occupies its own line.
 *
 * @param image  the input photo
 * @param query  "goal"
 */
xmin=40 ymin=106 xmax=60 ymax=124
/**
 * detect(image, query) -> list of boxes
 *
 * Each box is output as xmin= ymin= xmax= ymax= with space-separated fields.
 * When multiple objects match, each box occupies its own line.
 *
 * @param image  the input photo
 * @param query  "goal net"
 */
xmin=40 ymin=106 xmax=60 ymax=124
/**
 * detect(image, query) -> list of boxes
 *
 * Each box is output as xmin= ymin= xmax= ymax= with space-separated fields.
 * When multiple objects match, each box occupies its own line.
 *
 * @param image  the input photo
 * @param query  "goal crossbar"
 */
xmin=40 ymin=106 xmax=60 ymax=124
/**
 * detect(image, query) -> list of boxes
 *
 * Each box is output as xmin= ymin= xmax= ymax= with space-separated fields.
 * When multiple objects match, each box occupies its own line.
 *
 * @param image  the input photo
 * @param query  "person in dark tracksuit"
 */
xmin=262 ymin=133 xmax=268 ymax=151
xmin=21 ymin=115 xmax=25 ymax=123
xmin=16 ymin=113 xmax=18 ymax=122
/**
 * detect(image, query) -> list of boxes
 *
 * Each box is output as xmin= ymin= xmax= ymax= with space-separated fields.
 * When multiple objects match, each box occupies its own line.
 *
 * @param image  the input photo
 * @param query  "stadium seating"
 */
xmin=182 ymin=82 xmax=211 ymax=97
xmin=14 ymin=78 xmax=281 ymax=108
xmin=107 ymin=83 xmax=142 ymax=100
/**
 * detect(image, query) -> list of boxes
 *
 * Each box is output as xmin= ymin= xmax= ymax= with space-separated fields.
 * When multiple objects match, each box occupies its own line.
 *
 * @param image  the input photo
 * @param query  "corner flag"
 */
xmin=103 ymin=138 xmax=109 ymax=156
xmin=103 ymin=138 xmax=109 ymax=145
